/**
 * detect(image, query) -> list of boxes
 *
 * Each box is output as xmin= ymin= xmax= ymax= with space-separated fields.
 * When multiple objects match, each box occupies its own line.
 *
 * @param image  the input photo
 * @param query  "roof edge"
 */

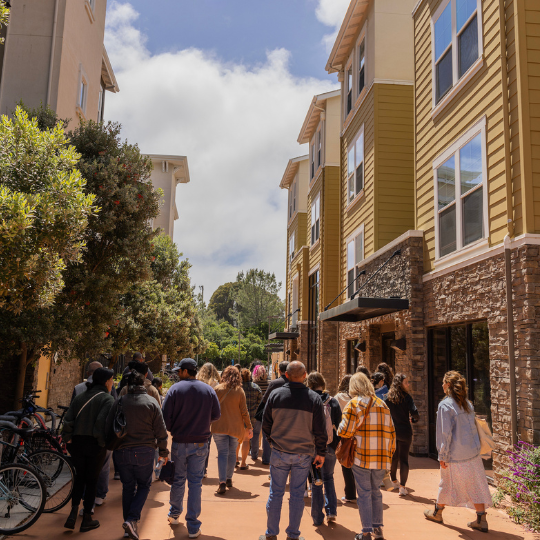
xmin=279 ymin=155 xmax=309 ymax=190
xmin=297 ymin=89 xmax=341 ymax=144
xmin=102 ymin=47 xmax=119 ymax=92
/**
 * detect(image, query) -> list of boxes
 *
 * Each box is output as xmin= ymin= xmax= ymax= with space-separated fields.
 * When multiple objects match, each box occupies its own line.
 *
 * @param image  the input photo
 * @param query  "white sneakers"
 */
xmin=168 ymin=516 xmax=180 ymax=525
xmin=388 ymin=480 xmax=400 ymax=491
xmin=341 ymin=497 xmax=355 ymax=504
xmin=94 ymin=497 xmax=105 ymax=506
xmin=399 ymin=486 xmax=408 ymax=497
xmin=188 ymin=529 xmax=201 ymax=538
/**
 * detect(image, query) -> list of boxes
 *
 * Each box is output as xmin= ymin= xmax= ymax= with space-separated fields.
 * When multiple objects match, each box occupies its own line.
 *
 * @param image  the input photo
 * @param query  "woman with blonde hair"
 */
xmin=197 ymin=362 xmax=221 ymax=388
xmin=211 ymin=366 xmax=252 ymax=495
xmin=424 ymin=371 xmax=492 ymax=532
xmin=337 ymin=373 xmax=395 ymax=540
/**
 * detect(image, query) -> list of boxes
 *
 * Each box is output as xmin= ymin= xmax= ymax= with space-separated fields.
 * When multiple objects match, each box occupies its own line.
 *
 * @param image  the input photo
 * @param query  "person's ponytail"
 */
xmin=444 ymin=371 xmax=471 ymax=413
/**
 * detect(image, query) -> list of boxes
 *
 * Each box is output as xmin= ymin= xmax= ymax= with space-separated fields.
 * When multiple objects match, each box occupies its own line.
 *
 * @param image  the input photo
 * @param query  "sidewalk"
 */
xmin=14 ymin=447 xmax=538 ymax=540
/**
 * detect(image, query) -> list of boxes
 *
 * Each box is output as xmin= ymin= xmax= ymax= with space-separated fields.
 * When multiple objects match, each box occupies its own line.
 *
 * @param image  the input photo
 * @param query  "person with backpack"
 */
xmin=306 ymin=372 xmax=342 ymax=526
xmin=106 ymin=369 xmax=169 ymax=540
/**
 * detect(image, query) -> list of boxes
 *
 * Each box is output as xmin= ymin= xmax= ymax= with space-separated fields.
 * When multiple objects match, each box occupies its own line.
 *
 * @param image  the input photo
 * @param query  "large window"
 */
xmin=347 ymin=127 xmax=365 ymax=205
xmin=433 ymin=0 xmax=481 ymax=103
xmin=434 ymin=119 xmax=486 ymax=259
xmin=311 ymin=193 xmax=320 ymax=246
xmin=347 ymin=227 xmax=364 ymax=299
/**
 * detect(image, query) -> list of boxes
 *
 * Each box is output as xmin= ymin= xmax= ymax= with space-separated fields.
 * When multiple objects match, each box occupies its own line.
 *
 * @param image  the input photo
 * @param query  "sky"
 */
xmin=104 ymin=0 xmax=350 ymax=301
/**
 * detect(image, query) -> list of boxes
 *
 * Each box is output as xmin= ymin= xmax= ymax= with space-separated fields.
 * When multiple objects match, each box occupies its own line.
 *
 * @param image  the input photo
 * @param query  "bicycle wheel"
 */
xmin=24 ymin=430 xmax=63 ymax=455
xmin=0 ymin=462 xmax=46 ymax=534
xmin=26 ymin=451 xmax=74 ymax=513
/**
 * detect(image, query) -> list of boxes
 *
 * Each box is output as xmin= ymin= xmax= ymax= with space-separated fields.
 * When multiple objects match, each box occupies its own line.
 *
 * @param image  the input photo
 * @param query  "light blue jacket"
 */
xmin=436 ymin=396 xmax=480 ymax=463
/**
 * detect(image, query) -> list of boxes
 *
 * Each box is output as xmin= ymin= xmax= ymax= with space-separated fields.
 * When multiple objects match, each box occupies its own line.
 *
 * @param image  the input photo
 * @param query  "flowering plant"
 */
xmin=494 ymin=441 xmax=540 ymax=531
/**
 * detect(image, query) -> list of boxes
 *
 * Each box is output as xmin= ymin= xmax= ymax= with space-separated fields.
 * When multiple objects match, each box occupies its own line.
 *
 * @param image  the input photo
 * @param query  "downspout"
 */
xmin=499 ymin=0 xmax=517 ymax=446
xmin=46 ymin=0 xmax=59 ymax=106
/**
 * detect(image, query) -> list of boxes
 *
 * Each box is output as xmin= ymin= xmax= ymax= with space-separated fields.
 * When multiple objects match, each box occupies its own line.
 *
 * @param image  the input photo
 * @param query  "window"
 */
xmin=317 ymin=130 xmax=322 ymax=169
xmin=97 ymin=88 xmax=103 ymax=122
xmin=346 ymin=227 xmax=364 ymax=299
xmin=311 ymin=194 xmax=320 ymax=246
xmin=78 ymin=78 xmax=87 ymax=114
xmin=346 ymin=65 xmax=353 ymax=116
xmin=433 ymin=0 xmax=481 ymax=103
xmin=347 ymin=127 xmax=365 ymax=205
xmin=289 ymin=230 xmax=295 ymax=262
xmin=289 ymin=180 xmax=297 ymax=220
xmin=358 ymin=38 xmax=365 ymax=96
xmin=310 ymin=142 xmax=315 ymax=180
xmin=88 ymin=0 xmax=96 ymax=9
xmin=434 ymin=120 xmax=486 ymax=259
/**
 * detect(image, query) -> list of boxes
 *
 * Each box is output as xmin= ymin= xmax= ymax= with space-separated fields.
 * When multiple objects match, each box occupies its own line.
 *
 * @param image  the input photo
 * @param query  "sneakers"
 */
xmin=399 ymin=486 xmax=408 ymax=497
xmin=467 ymin=512 xmax=488 ymax=532
xmin=341 ymin=497 xmax=356 ymax=504
xmin=226 ymin=478 xmax=233 ymax=488
xmin=389 ymin=480 xmax=400 ymax=491
xmin=79 ymin=505 xmax=95 ymax=516
xmin=94 ymin=497 xmax=106 ymax=506
xmin=122 ymin=521 xmax=139 ymax=540
xmin=373 ymin=527 xmax=384 ymax=539
xmin=355 ymin=534 xmax=371 ymax=540
xmin=424 ymin=504 xmax=445 ymax=524
xmin=123 ymin=533 xmax=129 ymax=539
xmin=114 ymin=472 xmax=121 ymax=480
xmin=216 ymin=482 xmax=227 ymax=494
xmin=168 ymin=516 xmax=180 ymax=525
xmin=327 ymin=515 xmax=337 ymax=522
xmin=188 ymin=529 xmax=201 ymax=538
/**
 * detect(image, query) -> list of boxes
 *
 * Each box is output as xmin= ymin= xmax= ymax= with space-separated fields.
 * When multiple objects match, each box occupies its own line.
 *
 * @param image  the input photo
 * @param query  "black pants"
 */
xmin=390 ymin=437 xmax=412 ymax=487
xmin=341 ymin=465 xmax=357 ymax=500
xmin=68 ymin=436 xmax=107 ymax=513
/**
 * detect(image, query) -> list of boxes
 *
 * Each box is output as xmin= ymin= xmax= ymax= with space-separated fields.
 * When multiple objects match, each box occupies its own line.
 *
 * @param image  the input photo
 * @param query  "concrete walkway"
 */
xmin=12 ymin=445 xmax=538 ymax=540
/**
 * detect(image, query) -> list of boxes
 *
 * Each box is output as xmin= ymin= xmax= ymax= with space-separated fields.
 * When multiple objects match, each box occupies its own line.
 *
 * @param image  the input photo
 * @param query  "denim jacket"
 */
xmin=436 ymin=396 xmax=480 ymax=463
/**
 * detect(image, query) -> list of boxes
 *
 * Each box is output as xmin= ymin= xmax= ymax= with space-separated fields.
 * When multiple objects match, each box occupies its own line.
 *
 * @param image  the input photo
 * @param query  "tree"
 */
xmin=0 ymin=1 xmax=8 ymax=45
xmin=234 ymin=269 xmax=284 ymax=329
xmin=0 ymin=108 xmax=96 ymax=406
xmin=208 ymin=282 xmax=238 ymax=325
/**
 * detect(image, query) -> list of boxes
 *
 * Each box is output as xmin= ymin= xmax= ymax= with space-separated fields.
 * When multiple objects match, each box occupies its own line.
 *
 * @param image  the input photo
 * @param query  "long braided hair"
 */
xmin=443 ymin=371 xmax=471 ymax=413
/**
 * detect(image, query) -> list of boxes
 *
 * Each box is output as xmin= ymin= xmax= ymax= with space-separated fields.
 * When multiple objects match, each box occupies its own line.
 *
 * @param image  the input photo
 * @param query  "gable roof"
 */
xmin=297 ymin=89 xmax=341 ymax=144
xmin=279 ymin=155 xmax=308 ymax=190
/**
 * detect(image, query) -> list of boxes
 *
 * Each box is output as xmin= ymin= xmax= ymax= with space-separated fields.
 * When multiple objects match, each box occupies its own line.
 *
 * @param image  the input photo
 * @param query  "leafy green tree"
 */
xmin=0 ymin=108 xmax=96 ymax=405
xmin=0 ymin=1 xmax=8 ymax=45
xmin=208 ymin=282 xmax=238 ymax=325
xmin=234 ymin=269 xmax=284 ymax=329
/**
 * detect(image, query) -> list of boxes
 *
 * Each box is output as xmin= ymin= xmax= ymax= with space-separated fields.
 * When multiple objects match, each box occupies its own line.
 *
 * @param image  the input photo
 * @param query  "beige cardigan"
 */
xmin=211 ymin=384 xmax=252 ymax=440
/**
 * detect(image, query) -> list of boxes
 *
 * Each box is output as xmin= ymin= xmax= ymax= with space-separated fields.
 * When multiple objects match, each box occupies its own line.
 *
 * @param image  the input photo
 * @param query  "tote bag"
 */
xmin=475 ymin=416 xmax=495 ymax=459
xmin=336 ymin=397 xmax=373 ymax=468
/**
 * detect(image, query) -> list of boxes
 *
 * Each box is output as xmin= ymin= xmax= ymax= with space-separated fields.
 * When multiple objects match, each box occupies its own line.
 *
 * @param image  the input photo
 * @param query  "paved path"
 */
xmin=13 ymin=445 xmax=538 ymax=540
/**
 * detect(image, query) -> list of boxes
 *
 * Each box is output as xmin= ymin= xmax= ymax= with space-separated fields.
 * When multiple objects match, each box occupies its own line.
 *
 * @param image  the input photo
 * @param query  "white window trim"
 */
xmin=346 ymin=124 xmax=365 ymax=207
xmin=288 ymin=177 xmax=298 ymax=225
xmin=344 ymin=58 xmax=354 ymax=122
xmin=310 ymin=192 xmax=321 ymax=247
xmin=356 ymin=24 xmax=367 ymax=100
xmin=430 ymin=0 xmax=484 ymax=111
xmin=77 ymin=64 xmax=88 ymax=118
xmin=433 ymin=115 xmax=488 ymax=261
xmin=346 ymin=224 xmax=365 ymax=299
xmin=85 ymin=0 xmax=96 ymax=23
xmin=289 ymin=229 xmax=296 ymax=263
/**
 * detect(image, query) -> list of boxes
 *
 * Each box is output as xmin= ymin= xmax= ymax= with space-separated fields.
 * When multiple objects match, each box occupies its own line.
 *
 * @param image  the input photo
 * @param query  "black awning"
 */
xmin=319 ymin=297 xmax=409 ymax=322
xmin=268 ymin=332 xmax=300 ymax=340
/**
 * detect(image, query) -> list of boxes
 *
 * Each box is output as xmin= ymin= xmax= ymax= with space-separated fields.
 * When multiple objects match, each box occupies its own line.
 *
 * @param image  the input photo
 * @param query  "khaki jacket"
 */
xmin=211 ymin=384 xmax=252 ymax=440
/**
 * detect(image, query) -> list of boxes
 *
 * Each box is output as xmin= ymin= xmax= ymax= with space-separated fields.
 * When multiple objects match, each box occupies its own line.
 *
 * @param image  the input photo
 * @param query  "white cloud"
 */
xmin=104 ymin=2 xmax=337 ymax=300
xmin=315 ymin=0 xmax=351 ymax=53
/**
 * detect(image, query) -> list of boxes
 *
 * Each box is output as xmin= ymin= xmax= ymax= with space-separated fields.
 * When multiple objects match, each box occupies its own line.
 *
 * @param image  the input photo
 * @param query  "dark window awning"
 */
xmin=319 ymin=297 xmax=409 ymax=322
xmin=268 ymin=332 xmax=300 ymax=340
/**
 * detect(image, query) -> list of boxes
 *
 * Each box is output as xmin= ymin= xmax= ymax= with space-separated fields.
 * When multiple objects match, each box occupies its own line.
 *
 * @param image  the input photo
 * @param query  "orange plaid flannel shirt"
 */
xmin=337 ymin=395 xmax=396 ymax=469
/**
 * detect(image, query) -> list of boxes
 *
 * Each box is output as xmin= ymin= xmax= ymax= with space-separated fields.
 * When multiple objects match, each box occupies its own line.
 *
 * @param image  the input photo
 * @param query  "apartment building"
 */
xmin=0 ymin=0 xmax=118 ymax=125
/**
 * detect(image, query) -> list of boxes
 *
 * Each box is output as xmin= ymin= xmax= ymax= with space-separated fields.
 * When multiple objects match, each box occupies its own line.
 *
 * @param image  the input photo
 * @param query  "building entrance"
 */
xmin=381 ymin=332 xmax=396 ymax=372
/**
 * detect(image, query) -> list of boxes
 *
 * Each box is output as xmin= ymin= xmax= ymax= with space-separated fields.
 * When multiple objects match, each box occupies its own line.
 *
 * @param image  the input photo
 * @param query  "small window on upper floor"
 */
xmin=433 ymin=0 xmax=481 ymax=104
xmin=346 ymin=65 xmax=353 ymax=117
xmin=347 ymin=126 xmax=364 ymax=206
xmin=310 ymin=142 xmax=316 ymax=181
xmin=89 ymin=0 xmax=96 ymax=9
xmin=289 ymin=230 xmax=296 ymax=263
xmin=317 ymin=130 xmax=322 ymax=169
xmin=347 ymin=227 xmax=364 ymax=299
xmin=311 ymin=193 xmax=320 ymax=246
xmin=434 ymin=119 xmax=486 ymax=259
xmin=97 ymin=87 xmax=103 ymax=122
xmin=358 ymin=38 xmax=365 ymax=97
xmin=77 ymin=72 xmax=88 ymax=115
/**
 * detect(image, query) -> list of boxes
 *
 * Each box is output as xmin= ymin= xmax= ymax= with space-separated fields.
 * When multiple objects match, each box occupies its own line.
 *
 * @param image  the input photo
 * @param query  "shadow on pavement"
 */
xmin=214 ymin=488 xmax=260 ymax=500
xmin=314 ymin=521 xmax=359 ymax=540
xmin=441 ymin=522 xmax=526 ymax=540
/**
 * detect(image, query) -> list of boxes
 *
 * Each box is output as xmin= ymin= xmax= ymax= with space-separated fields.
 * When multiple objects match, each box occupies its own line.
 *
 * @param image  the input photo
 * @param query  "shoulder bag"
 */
xmin=475 ymin=416 xmax=495 ymax=459
xmin=335 ymin=397 xmax=373 ymax=469
xmin=76 ymin=391 xmax=105 ymax=419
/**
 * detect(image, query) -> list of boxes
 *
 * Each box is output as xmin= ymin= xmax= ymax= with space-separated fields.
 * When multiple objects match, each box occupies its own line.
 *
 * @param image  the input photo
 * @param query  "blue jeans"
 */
xmin=169 ymin=441 xmax=208 ymax=535
xmin=114 ymin=446 xmax=154 ymax=522
xmin=266 ymin=449 xmax=311 ymax=539
xmin=96 ymin=450 xmax=111 ymax=499
xmin=213 ymin=434 xmax=238 ymax=483
xmin=262 ymin=434 xmax=271 ymax=464
xmin=250 ymin=419 xmax=262 ymax=460
xmin=351 ymin=466 xmax=386 ymax=533
xmin=311 ymin=447 xmax=337 ymax=524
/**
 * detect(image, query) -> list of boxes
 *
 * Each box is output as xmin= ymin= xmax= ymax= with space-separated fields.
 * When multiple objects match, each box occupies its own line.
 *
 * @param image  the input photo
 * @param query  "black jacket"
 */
xmin=263 ymin=382 xmax=327 ymax=457
xmin=261 ymin=374 xmax=288 ymax=404
xmin=384 ymin=393 xmax=419 ymax=440
xmin=314 ymin=390 xmax=342 ymax=451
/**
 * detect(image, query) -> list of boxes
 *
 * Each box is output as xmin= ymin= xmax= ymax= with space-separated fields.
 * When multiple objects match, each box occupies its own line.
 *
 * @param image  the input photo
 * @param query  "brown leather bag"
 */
xmin=335 ymin=397 xmax=374 ymax=468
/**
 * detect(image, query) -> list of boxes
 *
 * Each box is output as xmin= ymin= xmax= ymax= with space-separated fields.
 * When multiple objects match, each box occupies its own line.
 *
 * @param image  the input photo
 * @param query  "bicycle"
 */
xmin=0 ymin=461 xmax=46 ymax=535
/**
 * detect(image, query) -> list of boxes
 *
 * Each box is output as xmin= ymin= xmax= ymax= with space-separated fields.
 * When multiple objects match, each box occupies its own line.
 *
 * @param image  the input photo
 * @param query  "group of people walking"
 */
xmin=60 ymin=355 xmax=492 ymax=540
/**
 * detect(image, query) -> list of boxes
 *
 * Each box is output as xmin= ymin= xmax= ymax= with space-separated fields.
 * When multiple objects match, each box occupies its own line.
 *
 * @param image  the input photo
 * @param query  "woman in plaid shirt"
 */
xmin=337 ymin=373 xmax=396 ymax=540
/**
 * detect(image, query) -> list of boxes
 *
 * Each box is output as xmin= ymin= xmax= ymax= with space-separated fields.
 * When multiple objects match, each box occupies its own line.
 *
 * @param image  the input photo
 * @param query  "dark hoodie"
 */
xmin=314 ymin=390 xmax=342 ymax=451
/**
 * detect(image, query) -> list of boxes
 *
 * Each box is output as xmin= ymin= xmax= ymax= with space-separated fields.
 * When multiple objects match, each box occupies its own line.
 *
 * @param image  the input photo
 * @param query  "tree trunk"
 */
xmin=108 ymin=354 xmax=118 ymax=369
xmin=14 ymin=344 xmax=28 ymax=410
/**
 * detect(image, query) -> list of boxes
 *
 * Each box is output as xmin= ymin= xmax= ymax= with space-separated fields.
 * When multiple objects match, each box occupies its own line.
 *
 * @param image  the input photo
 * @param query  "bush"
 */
xmin=494 ymin=441 xmax=540 ymax=532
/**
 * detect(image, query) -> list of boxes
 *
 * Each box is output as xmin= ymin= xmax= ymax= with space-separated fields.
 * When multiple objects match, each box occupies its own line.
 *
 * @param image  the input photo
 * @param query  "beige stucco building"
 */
xmin=0 ymin=0 xmax=118 ymax=126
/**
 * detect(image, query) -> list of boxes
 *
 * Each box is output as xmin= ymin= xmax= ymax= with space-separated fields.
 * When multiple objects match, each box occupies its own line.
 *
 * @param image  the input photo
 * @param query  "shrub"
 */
xmin=494 ymin=441 xmax=540 ymax=532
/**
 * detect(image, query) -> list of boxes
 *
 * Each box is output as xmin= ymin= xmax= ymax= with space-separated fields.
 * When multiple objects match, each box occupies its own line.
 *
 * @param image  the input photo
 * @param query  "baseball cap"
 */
xmin=178 ymin=358 xmax=198 ymax=371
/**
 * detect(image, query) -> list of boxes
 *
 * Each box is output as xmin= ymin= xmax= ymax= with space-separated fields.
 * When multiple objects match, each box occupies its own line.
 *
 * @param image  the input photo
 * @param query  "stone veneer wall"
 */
xmin=423 ymin=244 xmax=540 ymax=470
xmin=47 ymin=360 xmax=84 ymax=411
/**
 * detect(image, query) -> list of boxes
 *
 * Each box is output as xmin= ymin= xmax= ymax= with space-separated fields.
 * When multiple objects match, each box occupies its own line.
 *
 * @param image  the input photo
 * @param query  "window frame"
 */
xmin=430 ymin=0 xmax=483 ymax=108
xmin=311 ymin=192 xmax=321 ymax=247
xmin=310 ymin=141 xmax=316 ymax=181
xmin=433 ymin=116 xmax=488 ymax=261
xmin=289 ymin=229 xmax=296 ymax=263
xmin=77 ymin=64 xmax=88 ymax=116
xmin=346 ymin=224 xmax=365 ymax=299
xmin=346 ymin=124 xmax=365 ymax=207
xmin=344 ymin=60 xmax=353 ymax=119
xmin=356 ymin=31 xmax=366 ymax=100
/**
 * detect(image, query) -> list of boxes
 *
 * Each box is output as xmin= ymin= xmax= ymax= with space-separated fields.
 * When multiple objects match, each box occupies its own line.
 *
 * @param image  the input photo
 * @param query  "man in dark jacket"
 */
xmin=260 ymin=361 xmax=326 ymax=540
xmin=162 ymin=358 xmax=220 ymax=539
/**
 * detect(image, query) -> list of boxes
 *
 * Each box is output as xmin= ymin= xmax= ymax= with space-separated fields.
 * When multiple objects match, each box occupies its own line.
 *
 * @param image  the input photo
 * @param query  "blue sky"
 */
xmin=121 ymin=0 xmax=335 ymax=80
xmin=104 ymin=1 xmax=349 ymax=299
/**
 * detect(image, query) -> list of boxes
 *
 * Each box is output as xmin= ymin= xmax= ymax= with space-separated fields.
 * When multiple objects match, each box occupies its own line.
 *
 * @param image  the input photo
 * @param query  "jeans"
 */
xmin=311 ymin=447 xmax=337 ymax=525
xmin=266 ymin=449 xmax=312 ymax=539
xmin=96 ymin=450 xmax=112 ymax=499
xmin=169 ymin=441 xmax=208 ymax=535
xmin=114 ymin=446 xmax=154 ymax=522
xmin=213 ymin=434 xmax=238 ymax=483
xmin=250 ymin=419 xmax=262 ymax=460
xmin=351 ymin=466 xmax=386 ymax=533
xmin=262 ymin=434 xmax=272 ymax=464
xmin=204 ymin=435 xmax=213 ymax=474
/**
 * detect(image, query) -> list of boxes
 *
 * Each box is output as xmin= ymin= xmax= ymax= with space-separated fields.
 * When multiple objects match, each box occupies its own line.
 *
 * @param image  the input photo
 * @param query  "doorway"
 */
xmin=381 ymin=332 xmax=396 ymax=372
